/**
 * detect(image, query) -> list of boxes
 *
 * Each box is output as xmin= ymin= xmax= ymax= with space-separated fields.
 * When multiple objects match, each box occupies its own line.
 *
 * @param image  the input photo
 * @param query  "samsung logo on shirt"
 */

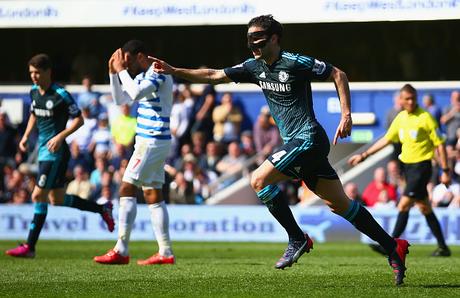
xmin=259 ymin=81 xmax=291 ymax=92
xmin=34 ymin=108 xmax=53 ymax=117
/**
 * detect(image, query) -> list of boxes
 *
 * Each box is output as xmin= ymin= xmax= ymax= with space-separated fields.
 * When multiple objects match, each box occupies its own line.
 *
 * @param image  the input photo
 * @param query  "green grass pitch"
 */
xmin=0 ymin=241 xmax=459 ymax=297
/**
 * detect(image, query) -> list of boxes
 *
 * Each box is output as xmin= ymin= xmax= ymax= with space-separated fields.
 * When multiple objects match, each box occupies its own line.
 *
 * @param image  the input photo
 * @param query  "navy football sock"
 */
xmin=257 ymin=185 xmax=304 ymax=241
xmin=392 ymin=211 xmax=409 ymax=238
xmin=63 ymin=194 xmax=103 ymax=213
xmin=344 ymin=200 xmax=396 ymax=254
xmin=425 ymin=212 xmax=448 ymax=249
xmin=26 ymin=202 xmax=48 ymax=251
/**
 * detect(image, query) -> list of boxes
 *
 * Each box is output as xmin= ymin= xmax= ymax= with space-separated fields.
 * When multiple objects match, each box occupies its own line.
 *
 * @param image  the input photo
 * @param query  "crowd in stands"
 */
xmin=1 ymin=81 xmax=460 ymax=209
xmin=0 ymin=78 xmax=284 ymax=205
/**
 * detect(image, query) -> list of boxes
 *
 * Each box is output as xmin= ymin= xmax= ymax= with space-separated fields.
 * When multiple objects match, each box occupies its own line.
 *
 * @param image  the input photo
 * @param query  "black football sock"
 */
xmin=425 ymin=212 xmax=448 ymax=249
xmin=63 ymin=194 xmax=103 ymax=213
xmin=257 ymin=185 xmax=304 ymax=241
xmin=344 ymin=200 xmax=396 ymax=254
xmin=26 ymin=202 xmax=48 ymax=251
xmin=392 ymin=211 xmax=409 ymax=238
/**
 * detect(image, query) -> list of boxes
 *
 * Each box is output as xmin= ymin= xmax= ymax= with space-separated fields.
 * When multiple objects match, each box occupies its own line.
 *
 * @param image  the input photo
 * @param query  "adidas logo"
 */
xmin=259 ymin=72 xmax=266 ymax=78
xmin=294 ymin=167 xmax=301 ymax=173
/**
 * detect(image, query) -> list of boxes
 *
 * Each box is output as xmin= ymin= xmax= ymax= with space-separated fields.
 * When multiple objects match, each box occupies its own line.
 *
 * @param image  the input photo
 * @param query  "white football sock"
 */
xmin=148 ymin=201 xmax=173 ymax=256
xmin=114 ymin=197 xmax=137 ymax=256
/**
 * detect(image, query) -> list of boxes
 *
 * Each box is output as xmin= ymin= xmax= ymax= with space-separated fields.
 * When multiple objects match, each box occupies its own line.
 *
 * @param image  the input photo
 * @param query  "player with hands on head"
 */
xmin=94 ymin=40 xmax=175 ymax=266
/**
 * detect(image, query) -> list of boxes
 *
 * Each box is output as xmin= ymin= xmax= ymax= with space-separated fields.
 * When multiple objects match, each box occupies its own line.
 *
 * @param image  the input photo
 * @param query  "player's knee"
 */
xmin=250 ymin=174 xmax=265 ymax=192
xmin=120 ymin=182 xmax=137 ymax=196
xmin=418 ymin=203 xmax=432 ymax=215
xmin=398 ymin=202 xmax=411 ymax=212
xmin=31 ymin=189 xmax=47 ymax=203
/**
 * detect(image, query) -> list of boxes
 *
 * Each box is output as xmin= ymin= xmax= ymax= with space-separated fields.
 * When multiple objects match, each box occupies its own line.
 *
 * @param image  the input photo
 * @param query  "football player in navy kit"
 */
xmin=149 ymin=15 xmax=410 ymax=285
xmin=6 ymin=54 xmax=114 ymax=259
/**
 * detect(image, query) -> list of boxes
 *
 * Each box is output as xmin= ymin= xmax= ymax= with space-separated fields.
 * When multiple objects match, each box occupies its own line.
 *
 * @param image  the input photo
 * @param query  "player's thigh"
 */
xmin=123 ymin=141 xmax=170 ymax=188
xmin=37 ymin=158 xmax=68 ymax=190
xmin=250 ymin=160 xmax=290 ymax=191
xmin=48 ymin=188 xmax=66 ymax=205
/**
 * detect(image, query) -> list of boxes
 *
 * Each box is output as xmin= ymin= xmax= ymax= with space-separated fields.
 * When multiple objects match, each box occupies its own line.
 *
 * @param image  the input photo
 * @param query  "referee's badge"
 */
xmin=409 ymin=129 xmax=418 ymax=140
xmin=278 ymin=71 xmax=289 ymax=82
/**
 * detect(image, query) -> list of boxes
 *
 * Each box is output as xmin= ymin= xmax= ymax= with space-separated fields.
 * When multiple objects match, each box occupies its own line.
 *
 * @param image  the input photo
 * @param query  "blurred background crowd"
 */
xmin=1 ymin=75 xmax=460 ymax=209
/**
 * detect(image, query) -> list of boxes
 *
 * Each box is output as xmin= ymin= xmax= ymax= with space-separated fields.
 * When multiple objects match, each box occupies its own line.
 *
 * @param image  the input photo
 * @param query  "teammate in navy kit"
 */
xmin=6 ymin=54 xmax=114 ymax=259
xmin=149 ymin=15 xmax=409 ymax=285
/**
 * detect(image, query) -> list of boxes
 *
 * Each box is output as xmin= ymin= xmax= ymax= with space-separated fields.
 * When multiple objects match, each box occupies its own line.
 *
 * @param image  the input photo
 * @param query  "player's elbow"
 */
xmin=331 ymin=67 xmax=348 ymax=83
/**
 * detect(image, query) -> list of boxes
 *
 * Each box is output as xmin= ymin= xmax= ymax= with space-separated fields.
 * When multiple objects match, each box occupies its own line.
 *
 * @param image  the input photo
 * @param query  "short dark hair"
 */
xmin=248 ymin=15 xmax=283 ymax=42
xmin=122 ymin=39 xmax=147 ymax=55
xmin=400 ymin=84 xmax=417 ymax=96
xmin=28 ymin=53 xmax=52 ymax=70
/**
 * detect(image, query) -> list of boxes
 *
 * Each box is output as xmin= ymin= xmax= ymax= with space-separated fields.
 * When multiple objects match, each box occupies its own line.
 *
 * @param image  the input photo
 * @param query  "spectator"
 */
xmin=362 ymin=167 xmax=398 ymax=207
xmin=386 ymin=92 xmax=403 ymax=162
xmin=191 ymin=131 xmax=206 ymax=158
xmin=422 ymin=93 xmax=442 ymax=126
xmin=67 ymin=106 xmax=97 ymax=154
xmin=77 ymin=76 xmax=105 ymax=118
xmin=96 ymin=185 xmax=114 ymax=205
xmin=11 ymin=189 xmax=30 ymax=205
xmin=67 ymin=141 xmax=92 ymax=175
xmin=386 ymin=160 xmax=405 ymax=198
xmin=111 ymin=103 xmax=136 ymax=149
xmin=212 ymin=92 xmax=243 ymax=143
xmin=191 ymin=83 xmax=216 ymax=137
xmin=431 ymin=180 xmax=460 ymax=207
xmin=169 ymin=171 xmax=195 ymax=204
xmin=241 ymin=130 xmax=256 ymax=157
xmin=108 ymin=143 xmax=128 ymax=171
xmin=440 ymin=90 xmax=460 ymax=149
xmin=344 ymin=182 xmax=363 ymax=205
xmin=0 ymin=109 xmax=18 ymax=163
xmin=216 ymin=141 xmax=247 ymax=188
xmin=66 ymin=165 xmax=92 ymax=200
xmin=89 ymin=113 xmax=112 ymax=159
xmin=90 ymin=158 xmax=106 ymax=190
xmin=253 ymin=105 xmax=281 ymax=164
xmin=198 ymin=141 xmax=222 ymax=176
xmin=172 ymin=143 xmax=193 ymax=171
xmin=170 ymin=85 xmax=194 ymax=159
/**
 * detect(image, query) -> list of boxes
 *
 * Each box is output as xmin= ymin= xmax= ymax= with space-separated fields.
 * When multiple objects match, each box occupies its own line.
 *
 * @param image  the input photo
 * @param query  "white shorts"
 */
xmin=122 ymin=138 xmax=171 ymax=189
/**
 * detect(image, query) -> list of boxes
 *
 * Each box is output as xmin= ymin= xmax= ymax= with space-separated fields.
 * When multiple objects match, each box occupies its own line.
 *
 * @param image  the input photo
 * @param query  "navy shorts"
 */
xmin=268 ymin=133 xmax=338 ymax=191
xmin=402 ymin=160 xmax=431 ymax=199
xmin=37 ymin=151 xmax=70 ymax=189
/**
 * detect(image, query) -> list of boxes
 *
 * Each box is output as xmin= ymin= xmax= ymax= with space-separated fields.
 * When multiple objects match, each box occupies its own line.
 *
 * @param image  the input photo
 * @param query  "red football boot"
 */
xmin=137 ymin=253 xmax=175 ymax=265
xmin=94 ymin=249 xmax=129 ymax=264
xmin=388 ymin=238 xmax=410 ymax=286
xmin=5 ymin=243 xmax=35 ymax=258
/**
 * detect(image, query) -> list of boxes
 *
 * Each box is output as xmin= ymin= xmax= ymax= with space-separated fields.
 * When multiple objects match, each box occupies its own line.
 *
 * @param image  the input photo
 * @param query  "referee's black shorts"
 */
xmin=402 ymin=160 xmax=432 ymax=199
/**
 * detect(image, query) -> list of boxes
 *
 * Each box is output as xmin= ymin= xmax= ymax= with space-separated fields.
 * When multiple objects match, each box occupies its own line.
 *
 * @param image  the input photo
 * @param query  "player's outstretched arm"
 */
xmin=148 ymin=56 xmax=232 ymax=85
xmin=329 ymin=66 xmax=352 ymax=145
